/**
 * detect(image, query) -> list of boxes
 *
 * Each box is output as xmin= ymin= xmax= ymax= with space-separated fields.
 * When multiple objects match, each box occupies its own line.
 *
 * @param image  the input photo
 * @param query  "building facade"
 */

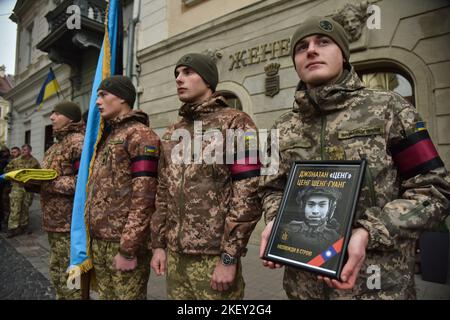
xmin=5 ymin=0 xmax=134 ymax=161
xmin=4 ymin=0 xmax=450 ymax=181
xmin=136 ymin=0 xmax=450 ymax=170
xmin=0 ymin=65 xmax=14 ymax=146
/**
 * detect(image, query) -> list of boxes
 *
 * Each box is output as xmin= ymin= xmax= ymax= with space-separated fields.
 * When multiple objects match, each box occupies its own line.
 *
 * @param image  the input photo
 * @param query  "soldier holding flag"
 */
xmin=86 ymin=76 xmax=160 ymax=300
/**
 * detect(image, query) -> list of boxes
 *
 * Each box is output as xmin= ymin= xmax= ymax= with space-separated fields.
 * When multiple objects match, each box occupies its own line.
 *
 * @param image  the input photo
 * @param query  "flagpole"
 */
xmin=68 ymin=0 xmax=123 ymax=299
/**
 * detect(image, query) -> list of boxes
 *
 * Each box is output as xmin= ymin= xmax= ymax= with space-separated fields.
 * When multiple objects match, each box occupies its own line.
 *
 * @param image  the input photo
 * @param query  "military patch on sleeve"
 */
xmin=144 ymin=146 xmax=158 ymax=155
xmin=244 ymin=132 xmax=257 ymax=141
xmin=415 ymin=121 xmax=426 ymax=132
xmin=390 ymin=130 xmax=444 ymax=179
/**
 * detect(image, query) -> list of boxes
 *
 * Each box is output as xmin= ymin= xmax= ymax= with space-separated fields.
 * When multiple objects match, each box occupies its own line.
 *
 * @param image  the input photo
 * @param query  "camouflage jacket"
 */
xmin=5 ymin=154 xmax=41 ymax=188
xmin=151 ymin=94 xmax=262 ymax=257
xmin=86 ymin=110 xmax=160 ymax=258
xmin=259 ymin=68 xmax=450 ymax=298
xmin=40 ymin=122 xmax=85 ymax=233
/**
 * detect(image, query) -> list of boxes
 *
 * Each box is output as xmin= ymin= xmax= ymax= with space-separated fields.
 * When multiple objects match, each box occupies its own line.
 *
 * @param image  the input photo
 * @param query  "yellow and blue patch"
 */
xmin=415 ymin=121 xmax=426 ymax=132
xmin=244 ymin=132 xmax=257 ymax=141
xmin=144 ymin=146 xmax=158 ymax=155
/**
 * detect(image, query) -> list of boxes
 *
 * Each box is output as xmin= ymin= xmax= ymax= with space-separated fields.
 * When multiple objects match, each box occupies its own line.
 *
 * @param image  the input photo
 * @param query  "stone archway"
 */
xmin=351 ymin=47 xmax=436 ymax=139
xmin=216 ymin=81 xmax=254 ymax=117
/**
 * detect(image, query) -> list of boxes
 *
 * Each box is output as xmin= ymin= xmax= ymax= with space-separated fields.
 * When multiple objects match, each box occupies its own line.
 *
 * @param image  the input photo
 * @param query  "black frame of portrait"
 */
xmin=263 ymin=160 xmax=366 ymax=280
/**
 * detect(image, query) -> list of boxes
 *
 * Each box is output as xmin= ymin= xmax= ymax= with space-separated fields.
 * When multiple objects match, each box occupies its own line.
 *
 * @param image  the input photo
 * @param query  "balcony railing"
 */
xmin=46 ymin=0 xmax=106 ymax=33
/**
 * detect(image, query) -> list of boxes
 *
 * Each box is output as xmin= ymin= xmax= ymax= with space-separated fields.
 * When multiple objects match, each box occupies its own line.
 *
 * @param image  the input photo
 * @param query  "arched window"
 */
xmin=217 ymin=90 xmax=243 ymax=110
xmin=356 ymin=67 xmax=415 ymax=106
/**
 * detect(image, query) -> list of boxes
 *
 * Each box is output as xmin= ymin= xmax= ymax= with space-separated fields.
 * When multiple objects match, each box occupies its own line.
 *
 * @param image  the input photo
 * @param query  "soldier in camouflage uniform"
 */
xmin=86 ymin=75 xmax=160 ymax=300
xmin=0 ymin=146 xmax=11 ymax=231
xmin=5 ymin=143 xmax=40 ymax=238
xmin=150 ymin=53 xmax=262 ymax=300
xmin=40 ymin=101 xmax=85 ymax=299
xmin=259 ymin=16 xmax=450 ymax=299
xmin=10 ymin=146 xmax=21 ymax=159
xmin=1 ymin=146 xmax=20 ymax=229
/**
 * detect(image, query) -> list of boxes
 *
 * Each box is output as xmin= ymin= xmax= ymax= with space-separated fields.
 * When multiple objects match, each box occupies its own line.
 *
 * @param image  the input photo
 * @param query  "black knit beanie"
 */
xmin=174 ymin=53 xmax=219 ymax=91
xmin=97 ymin=75 xmax=136 ymax=107
xmin=53 ymin=101 xmax=81 ymax=122
xmin=291 ymin=16 xmax=350 ymax=68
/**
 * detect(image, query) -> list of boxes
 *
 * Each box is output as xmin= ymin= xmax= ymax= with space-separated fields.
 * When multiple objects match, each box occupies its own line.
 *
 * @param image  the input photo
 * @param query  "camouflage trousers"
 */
xmin=167 ymin=250 xmax=245 ymax=300
xmin=0 ymin=183 xmax=10 ymax=228
xmin=91 ymin=238 xmax=151 ymax=300
xmin=47 ymin=232 xmax=82 ymax=300
xmin=8 ymin=185 xmax=33 ymax=230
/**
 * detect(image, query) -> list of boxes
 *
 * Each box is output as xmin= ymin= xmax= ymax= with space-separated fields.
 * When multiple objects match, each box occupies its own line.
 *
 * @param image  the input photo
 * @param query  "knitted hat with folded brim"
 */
xmin=291 ymin=16 xmax=350 ymax=67
xmin=97 ymin=75 xmax=136 ymax=107
xmin=52 ymin=101 xmax=81 ymax=122
xmin=174 ymin=53 xmax=219 ymax=91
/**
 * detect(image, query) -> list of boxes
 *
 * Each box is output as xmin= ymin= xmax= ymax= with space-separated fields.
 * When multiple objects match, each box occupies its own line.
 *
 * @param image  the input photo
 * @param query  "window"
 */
xmin=25 ymin=24 xmax=33 ymax=66
xmin=356 ymin=68 xmax=415 ymax=106
xmin=19 ymin=23 xmax=34 ymax=71
xmin=44 ymin=124 xmax=54 ymax=151
xmin=217 ymin=91 xmax=242 ymax=110
xmin=24 ymin=130 xmax=31 ymax=145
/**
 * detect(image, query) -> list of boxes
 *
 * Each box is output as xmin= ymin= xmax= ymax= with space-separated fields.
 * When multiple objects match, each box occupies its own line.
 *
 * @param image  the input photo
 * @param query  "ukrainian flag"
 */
xmin=68 ymin=0 xmax=123 ymax=289
xmin=35 ymin=68 xmax=61 ymax=110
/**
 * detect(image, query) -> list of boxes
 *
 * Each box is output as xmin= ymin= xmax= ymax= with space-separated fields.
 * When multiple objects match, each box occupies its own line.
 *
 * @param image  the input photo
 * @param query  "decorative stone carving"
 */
xmin=264 ymin=62 xmax=280 ymax=97
xmin=201 ymin=49 xmax=223 ymax=64
xmin=332 ymin=1 xmax=370 ymax=43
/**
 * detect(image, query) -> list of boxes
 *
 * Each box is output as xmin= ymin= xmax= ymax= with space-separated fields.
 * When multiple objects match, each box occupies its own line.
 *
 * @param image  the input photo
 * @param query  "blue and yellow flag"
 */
xmin=0 ymin=169 xmax=57 ymax=183
xmin=68 ymin=0 xmax=123 ymax=286
xmin=35 ymin=68 xmax=61 ymax=110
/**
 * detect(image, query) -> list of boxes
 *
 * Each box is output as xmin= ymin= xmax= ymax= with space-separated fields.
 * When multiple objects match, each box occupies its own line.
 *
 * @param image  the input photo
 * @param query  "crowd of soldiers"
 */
xmin=1 ymin=16 xmax=449 ymax=300
xmin=0 ymin=144 xmax=40 ymax=236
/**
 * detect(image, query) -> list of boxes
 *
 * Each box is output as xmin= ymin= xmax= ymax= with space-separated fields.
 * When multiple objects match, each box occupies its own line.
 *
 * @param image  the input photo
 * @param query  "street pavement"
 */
xmin=1 ymin=198 xmax=449 ymax=300
xmin=0 ymin=236 xmax=54 ymax=300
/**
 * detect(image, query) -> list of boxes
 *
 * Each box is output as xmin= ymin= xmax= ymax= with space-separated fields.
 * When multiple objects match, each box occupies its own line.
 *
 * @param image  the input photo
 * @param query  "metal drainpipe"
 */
xmin=126 ymin=0 xmax=140 ymax=109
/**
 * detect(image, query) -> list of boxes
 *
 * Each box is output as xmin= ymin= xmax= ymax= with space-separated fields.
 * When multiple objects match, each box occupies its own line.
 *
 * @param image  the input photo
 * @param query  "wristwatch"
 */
xmin=221 ymin=252 xmax=237 ymax=266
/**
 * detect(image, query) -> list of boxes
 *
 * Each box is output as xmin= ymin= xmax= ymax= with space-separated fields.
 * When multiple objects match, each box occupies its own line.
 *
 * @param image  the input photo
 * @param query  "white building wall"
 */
xmin=138 ymin=0 xmax=168 ymax=50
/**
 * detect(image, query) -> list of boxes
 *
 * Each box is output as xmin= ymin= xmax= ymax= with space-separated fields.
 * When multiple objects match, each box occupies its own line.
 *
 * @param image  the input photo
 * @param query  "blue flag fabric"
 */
xmin=68 ymin=0 xmax=123 ymax=284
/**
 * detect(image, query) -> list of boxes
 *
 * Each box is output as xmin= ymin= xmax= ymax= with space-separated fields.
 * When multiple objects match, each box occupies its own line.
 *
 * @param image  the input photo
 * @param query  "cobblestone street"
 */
xmin=0 ymin=236 xmax=54 ymax=299
xmin=1 ymin=198 xmax=450 ymax=300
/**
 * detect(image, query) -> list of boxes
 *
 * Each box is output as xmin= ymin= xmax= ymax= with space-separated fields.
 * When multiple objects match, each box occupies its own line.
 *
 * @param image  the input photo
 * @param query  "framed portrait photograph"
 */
xmin=263 ymin=160 xmax=366 ymax=280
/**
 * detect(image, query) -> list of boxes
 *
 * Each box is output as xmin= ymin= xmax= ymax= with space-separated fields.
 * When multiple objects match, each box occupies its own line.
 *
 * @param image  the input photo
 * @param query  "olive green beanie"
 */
xmin=52 ymin=101 xmax=81 ymax=122
xmin=174 ymin=53 xmax=219 ymax=91
xmin=291 ymin=16 xmax=350 ymax=65
xmin=97 ymin=75 xmax=136 ymax=107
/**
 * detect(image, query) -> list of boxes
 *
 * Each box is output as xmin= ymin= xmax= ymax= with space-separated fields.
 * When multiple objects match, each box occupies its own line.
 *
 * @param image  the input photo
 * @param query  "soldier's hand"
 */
xmin=260 ymin=220 xmax=283 ymax=269
xmin=318 ymin=227 xmax=369 ymax=290
xmin=150 ymin=248 xmax=167 ymax=276
xmin=113 ymin=253 xmax=137 ymax=271
xmin=211 ymin=262 xmax=237 ymax=292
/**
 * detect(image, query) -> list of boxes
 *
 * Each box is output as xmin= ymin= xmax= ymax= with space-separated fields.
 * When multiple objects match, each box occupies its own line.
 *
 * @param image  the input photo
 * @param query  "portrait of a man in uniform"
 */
xmin=279 ymin=187 xmax=342 ymax=257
